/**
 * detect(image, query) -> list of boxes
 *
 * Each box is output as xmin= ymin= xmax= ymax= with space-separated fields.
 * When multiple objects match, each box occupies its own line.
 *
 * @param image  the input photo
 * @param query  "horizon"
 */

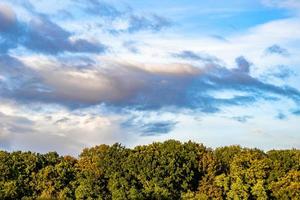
xmin=0 ymin=0 xmax=300 ymax=155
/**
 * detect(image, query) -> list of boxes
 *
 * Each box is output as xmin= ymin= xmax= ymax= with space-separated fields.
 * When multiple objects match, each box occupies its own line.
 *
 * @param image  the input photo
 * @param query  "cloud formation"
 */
xmin=276 ymin=112 xmax=287 ymax=120
xmin=1 ymin=53 xmax=300 ymax=114
xmin=261 ymin=65 xmax=296 ymax=81
xmin=0 ymin=55 xmax=200 ymax=109
xmin=0 ymin=4 xmax=16 ymax=32
xmin=140 ymin=121 xmax=177 ymax=136
xmin=292 ymin=110 xmax=300 ymax=116
xmin=172 ymin=50 xmax=220 ymax=64
xmin=126 ymin=14 xmax=172 ymax=33
xmin=264 ymin=44 xmax=289 ymax=56
xmin=0 ymin=102 xmax=130 ymax=155
xmin=75 ymin=0 xmax=123 ymax=19
xmin=122 ymin=118 xmax=178 ymax=136
xmin=231 ymin=115 xmax=253 ymax=123
xmin=0 ymin=0 xmax=300 ymax=153
xmin=0 ymin=4 xmax=106 ymax=54
xmin=73 ymin=0 xmax=172 ymax=34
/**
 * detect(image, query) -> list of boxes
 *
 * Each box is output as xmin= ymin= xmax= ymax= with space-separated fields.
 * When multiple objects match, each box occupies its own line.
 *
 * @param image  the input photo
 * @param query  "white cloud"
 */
xmin=0 ymin=102 xmax=133 ymax=155
xmin=1 ymin=0 xmax=300 ymax=154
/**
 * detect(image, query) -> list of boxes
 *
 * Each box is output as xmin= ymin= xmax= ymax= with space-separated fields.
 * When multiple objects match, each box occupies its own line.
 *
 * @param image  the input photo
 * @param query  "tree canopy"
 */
xmin=0 ymin=140 xmax=299 ymax=199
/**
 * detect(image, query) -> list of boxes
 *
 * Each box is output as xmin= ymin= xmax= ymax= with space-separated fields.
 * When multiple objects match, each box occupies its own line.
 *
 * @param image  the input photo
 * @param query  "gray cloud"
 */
xmin=73 ymin=0 xmax=171 ymax=34
xmin=0 ymin=54 xmax=41 ymax=89
xmin=74 ymin=0 xmax=123 ymax=19
xmin=0 ymin=4 xmax=17 ymax=32
xmin=292 ymin=110 xmax=300 ymax=116
xmin=121 ymin=117 xmax=177 ymax=136
xmin=261 ymin=65 xmax=296 ymax=81
xmin=0 ymin=55 xmax=201 ymax=109
xmin=0 ymin=4 xmax=20 ymax=53
xmin=123 ymin=40 xmax=140 ymax=53
xmin=272 ymin=67 xmax=295 ymax=80
xmin=0 ymin=55 xmax=51 ymax=105
xmin=127 ymin=14 xmax=172 ymax=33
xmin=25 ymin=16 xmax=107 ymax=54
xmin=54 ymin=117 xmax=70 ymax=125
xmin=210 ymin=34 xmax=229 ymax=42
xmin=264 ymin=44 xmax=289 ymax=56
xmin=234 ymin=56 xmax=251 ymax=73
xmin=140 ymin=121 xmax=177 ymax=136
xmin=172 ymin=50 xmax=220 ymax=64
xmin=142 ymin=121 xmax=176 ymax=136
xmin=1 ymin=54 xmax=300 ymax=113
xmin=231 ymin=115 xmax=253 ymax=123
xmin=107 ymin=14 xmax=172 ymax=35
xmin=0 ymin=5 xmax=106 ymax=54
xmin=276 ymin=112 xmax=287 ymax=120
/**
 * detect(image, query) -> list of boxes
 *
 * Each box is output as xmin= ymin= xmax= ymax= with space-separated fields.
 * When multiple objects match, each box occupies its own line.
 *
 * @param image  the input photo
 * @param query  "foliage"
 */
xmin=0 ymin=141 xmax=299 ymax=199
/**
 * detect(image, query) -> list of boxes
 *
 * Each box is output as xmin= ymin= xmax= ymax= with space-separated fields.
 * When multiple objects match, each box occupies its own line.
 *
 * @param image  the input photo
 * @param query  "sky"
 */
xmin=0 ymin=0 xmax=300 ymax=155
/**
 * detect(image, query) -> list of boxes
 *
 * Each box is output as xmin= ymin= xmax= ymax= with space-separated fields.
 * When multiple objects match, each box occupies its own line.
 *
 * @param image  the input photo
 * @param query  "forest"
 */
xmin=0 ymin=140 xmax=299 ymax=200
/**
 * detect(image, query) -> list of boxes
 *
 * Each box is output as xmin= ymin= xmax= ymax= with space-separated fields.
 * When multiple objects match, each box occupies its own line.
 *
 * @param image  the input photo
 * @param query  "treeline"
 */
xmin=0 ymin=140 xmax=299 ymax=199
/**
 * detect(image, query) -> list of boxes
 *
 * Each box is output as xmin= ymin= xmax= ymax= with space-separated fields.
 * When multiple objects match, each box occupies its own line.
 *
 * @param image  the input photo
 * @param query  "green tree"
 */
xmin=270 ymin=170 xmax=300 ymax=199
xmin=0 ymin=141 xmax=299 ymax=200
xmin=35 ymin=156 xmax=77 ymax=199
xmin=75 ymin=144 xmax=110 ymax=199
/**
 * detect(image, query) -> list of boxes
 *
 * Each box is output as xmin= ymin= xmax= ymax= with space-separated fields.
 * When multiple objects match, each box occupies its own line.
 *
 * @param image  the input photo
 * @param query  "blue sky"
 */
xmin=0 ymin=0 xmax=300 ymax=155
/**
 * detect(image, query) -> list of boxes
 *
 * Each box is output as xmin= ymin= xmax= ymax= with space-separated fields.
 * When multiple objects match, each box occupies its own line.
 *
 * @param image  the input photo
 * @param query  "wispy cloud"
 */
xmin=262 ymin=0 xmax=300 ymax=10
xmin=172 ymin=50 xmax=220 ymax=64
xmin=231 ymin=115 xmax=253 ymax=123
xmin=74 ymin=0 xmax=123 ymax=19
xmin=72 ymin=0 xmax=172 ymax=34
xmin=261 ymin=65 xmax=296 ymax=81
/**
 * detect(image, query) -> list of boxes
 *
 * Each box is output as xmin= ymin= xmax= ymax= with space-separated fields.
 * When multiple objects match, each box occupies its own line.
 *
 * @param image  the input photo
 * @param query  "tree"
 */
xmin=75 ymin=144 xmax=110 ymax=199
xmin=0 ymin=141 xmax=299 ymax=199
xmin=270 ymin=170 xmax=300 ymax=199
xmin=35 ymin=156 xmax=77 ymax=199
xmin=216 ymin=149 xmax=272 ymax=199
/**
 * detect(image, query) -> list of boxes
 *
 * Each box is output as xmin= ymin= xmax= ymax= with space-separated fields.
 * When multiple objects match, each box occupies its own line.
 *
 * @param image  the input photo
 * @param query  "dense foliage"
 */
xmin=0 ymin=140 xmax=299 ymax=199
